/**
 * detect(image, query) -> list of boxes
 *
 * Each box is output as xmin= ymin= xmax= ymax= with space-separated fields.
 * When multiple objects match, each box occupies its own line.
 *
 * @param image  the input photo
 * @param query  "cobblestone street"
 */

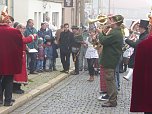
xmin=11 ymin=71 xmax=143 ymax=114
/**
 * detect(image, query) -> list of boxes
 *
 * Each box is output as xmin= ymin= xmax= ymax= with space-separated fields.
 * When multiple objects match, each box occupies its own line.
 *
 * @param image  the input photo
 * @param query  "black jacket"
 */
xmin=125 ymin=30 xmax=148 ymax=68
xmin=59 ymin=30 xmax=74 ymax=53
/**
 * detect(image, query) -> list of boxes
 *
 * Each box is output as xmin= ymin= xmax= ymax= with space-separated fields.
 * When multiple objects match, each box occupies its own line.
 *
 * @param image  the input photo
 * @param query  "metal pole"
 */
xmin=80 ymin=0 xmax=85 ymax=25
xmin=108 ymin=0 xmax=111 ymax=14
xmin=75 ymin=0 xmax=78 ymax=25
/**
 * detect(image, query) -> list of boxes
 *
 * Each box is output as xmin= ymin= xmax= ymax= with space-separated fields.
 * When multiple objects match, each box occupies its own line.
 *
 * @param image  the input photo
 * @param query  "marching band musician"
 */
xmin=71 ymin=25 xmax=83 ymax=75
xmin=130 ymin=9 xmax=152 ymax=114
xmin=99 ymin=15 xmax=124 ymax=107
xmin=123 ymin=20 xmax=149 ymax=81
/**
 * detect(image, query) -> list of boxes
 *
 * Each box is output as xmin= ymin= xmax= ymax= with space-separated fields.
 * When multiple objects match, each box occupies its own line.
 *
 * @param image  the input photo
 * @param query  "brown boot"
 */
xmin=87 ymin=76 xmax=94 ymax=82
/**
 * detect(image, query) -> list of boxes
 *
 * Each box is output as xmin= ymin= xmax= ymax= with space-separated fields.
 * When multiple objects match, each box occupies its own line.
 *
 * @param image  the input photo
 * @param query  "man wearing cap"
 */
xmin=130 ymin=13 xmax=152 ymax=114
xmin=123 ymin=20 xmax=149 ymax=81
xmin=0 ymin=8 xmax=23 ymax=106
xmin=71 ymin=25 xmax=83 ymax=75
xmin=99 ymin=15 xmax=124 ymax=107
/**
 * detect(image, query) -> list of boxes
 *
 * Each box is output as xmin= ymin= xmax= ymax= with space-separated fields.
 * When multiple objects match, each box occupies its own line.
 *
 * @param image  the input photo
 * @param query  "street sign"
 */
xmin=64 ymin=0 xmax=73 ymax=7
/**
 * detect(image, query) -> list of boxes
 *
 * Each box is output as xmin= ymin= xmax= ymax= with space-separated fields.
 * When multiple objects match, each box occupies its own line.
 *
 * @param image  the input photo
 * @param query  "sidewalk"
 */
xmin=0 ymin=58 xmax=74 ymax=114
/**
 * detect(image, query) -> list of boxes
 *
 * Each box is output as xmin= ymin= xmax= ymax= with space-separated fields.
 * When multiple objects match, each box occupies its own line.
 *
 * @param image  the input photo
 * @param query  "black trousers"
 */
xmin=52 ymin=58 xmax=56 ymax=70
xmin=72 ymin=52 xmax=79 ymax=73
xmin=0 ymin=75 xmax=13 ymax=103
xmin=27 ymin=53 xmax=37 ymax=73
xmin=145 ymin=112 xmax=152 ymax=114
xmin=60 ymin=51 xmax=70 ymax=71
xmin=13 ymin=83 xmax=21 ymax=91
xmin=87 ymin=58 xmax=96 ymax=76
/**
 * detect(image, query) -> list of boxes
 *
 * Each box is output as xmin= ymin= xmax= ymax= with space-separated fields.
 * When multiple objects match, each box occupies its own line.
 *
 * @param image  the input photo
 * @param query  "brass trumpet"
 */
xmin=88 ymin=15 xmax=108 ymax=25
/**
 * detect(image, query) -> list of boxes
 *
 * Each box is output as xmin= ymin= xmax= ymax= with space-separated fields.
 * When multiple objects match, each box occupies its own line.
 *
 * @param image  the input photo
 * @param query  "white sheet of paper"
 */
xmin=28 ymin=49 xmax=38 ymax=53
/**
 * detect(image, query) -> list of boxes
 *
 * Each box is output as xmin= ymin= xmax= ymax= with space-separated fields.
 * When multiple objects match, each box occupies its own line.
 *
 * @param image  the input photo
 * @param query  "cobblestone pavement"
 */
xmin=11 ymin=71 xmax=143 ymax=114
xmin=12 ymin=57 xmax=74 ymax=100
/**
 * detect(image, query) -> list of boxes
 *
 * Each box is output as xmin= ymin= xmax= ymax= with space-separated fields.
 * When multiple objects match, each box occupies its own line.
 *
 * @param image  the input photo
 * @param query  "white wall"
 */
xmin=48 ymin=2 xmax=62 ymax=29
xmin=13 ymin=0 xmax=62 ymax=30
xmin=13 ymin=0 xmax=29 ymax=25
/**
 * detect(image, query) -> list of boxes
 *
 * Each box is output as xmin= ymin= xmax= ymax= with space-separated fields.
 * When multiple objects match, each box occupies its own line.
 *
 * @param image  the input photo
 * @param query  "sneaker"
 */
xmin=53 ymin=68 xmax=57 ymax=71
xmin=102 ymin=102 xmax=117 ymax=107
xmin=64 ymin=70 xmax=69 ymax=73
xmin=84 ymin=68 xmax=88 ymax=71
xmin=98 ymin=94 xmax=109 ymax=101
xmin=13 ymin=90 xmax=24 ymax=94
xmin=30 ymin=71 xmax=38 ymax=74
xmin=123 ymin=76 xmax=130 ymax=81
xmin=99 ymin=91 xmax=107 ymax=95
xmin=4 ymin=101 xmax=13 ymax=106
xmin=0 ymin=100 xmax=3 ymax=105
xmin=60 ymin=70 xmax=65 ymax=72
xmin=71 ymin=72 xmax=79 ymax=75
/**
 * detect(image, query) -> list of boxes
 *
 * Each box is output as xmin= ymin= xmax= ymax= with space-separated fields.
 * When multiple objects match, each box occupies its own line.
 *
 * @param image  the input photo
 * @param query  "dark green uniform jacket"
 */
xmin=71 ymin=34 xmax=83 ymax=52
xmin=99 ymin=27 xmax=123 ymax=69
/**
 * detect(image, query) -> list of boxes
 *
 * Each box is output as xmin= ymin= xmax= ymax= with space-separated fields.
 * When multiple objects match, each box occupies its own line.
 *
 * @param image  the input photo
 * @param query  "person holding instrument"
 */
xmin=99 ymin=15 xmax=124 ymax=107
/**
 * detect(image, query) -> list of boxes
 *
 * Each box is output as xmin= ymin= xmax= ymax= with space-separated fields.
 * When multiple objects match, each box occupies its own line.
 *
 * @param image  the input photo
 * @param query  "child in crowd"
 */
xmin=44 ymin=39 xmax=53 ymax=72
xmin=36 ymin=37 xmax=45 ymax=72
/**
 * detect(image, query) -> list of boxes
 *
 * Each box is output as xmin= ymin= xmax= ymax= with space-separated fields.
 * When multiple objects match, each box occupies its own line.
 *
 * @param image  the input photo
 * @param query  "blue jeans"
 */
xmin=115 ymin=63 xmax=120 ymax=90
xmin=37 ymin=60 xmax=43 ymax=71
xmin=46 ymin=58 xmax=53 ymax=70
xmin=79 ymin=46 xmax=88 ymax=70
xmin=115 ymin=56 xmax=122 ymax=90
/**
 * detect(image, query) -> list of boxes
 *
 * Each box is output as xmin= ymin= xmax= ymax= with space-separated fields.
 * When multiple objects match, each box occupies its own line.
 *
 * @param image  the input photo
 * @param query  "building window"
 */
xmin=43 ymin=12 xmax=48 ymax=22
xmin=0 ymin=0 xmax=6 ymax=5
xmin=52 ymin=12 xmax=59 ymax=27
xmin=0 ymin=0 xmax=7 ymax=11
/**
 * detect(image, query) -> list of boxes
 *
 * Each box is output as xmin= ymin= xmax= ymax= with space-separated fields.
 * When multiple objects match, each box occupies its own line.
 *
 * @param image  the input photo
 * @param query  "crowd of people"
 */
xmin=0 ymin=6 xmax=152 ymax=114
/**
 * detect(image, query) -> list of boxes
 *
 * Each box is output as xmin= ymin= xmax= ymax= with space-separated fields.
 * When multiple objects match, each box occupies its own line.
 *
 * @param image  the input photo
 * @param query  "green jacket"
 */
xmin=24 ymin=27 xmax=38 ymax=49
xmin=72 ymin=34 xmax=83 ymax=48
xmin=99 ymin=27 xmax=123 ymax=69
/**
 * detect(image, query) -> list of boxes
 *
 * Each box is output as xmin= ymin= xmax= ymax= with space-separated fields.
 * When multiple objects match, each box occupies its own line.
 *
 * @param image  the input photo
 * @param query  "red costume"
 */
xmin=0 ymin=24 xmax=23 ymax=75
xmin=13 ymin=36 xmax=33 ymax=84
xmin=100 ymin=65 xmax=107 ymax=92
xmin=130 ymin=32 xmax=152 ymax=112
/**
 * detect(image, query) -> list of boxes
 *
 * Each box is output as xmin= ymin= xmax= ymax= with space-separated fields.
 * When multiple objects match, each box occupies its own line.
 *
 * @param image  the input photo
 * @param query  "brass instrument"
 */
xmin=88 ymin=15 xmax=109 ymax=50
xmin=88 ymin=14 xmax=124 ymax=29
xmin=88 ymin=15 xmax=108 ymax=25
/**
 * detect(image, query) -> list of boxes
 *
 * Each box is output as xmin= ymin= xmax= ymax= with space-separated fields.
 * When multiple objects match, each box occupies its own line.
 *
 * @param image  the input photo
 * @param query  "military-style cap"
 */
xmin=139 ymin=20 xmax=149 ymax=29
xmin=112 ymin=15 xmax=124 ymax=23
xmin=71 ymin=25 xmax=79 ymax=29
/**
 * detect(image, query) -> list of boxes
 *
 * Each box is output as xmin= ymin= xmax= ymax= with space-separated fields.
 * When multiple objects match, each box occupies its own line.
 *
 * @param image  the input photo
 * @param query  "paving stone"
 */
xmin=12 ymin=70 xmax=144 ymax=114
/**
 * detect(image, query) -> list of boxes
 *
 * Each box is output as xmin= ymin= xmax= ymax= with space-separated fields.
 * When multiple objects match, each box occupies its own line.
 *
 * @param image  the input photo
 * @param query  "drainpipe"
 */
xmin=12 ymin=0 xmax=14 ymax=17
xmin=6 ymin=0 xmax=8 ymax=6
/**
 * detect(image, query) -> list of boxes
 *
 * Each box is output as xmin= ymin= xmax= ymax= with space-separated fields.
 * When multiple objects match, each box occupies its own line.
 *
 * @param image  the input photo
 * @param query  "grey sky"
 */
xmin=90 ymin=0 xmax=152 ymax=27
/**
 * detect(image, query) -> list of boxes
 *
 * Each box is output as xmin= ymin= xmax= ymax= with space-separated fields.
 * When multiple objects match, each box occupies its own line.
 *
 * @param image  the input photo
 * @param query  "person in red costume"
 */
xmin=0 ymin=7 xmax=23 ymax=106
xmin=13 ymin=24 xmax=37 ymax=94
xmin=130 ymin=10 xmax=152 ymax=114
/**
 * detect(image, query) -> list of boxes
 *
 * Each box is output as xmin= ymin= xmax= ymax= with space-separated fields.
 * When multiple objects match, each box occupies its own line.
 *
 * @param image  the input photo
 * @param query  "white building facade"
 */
xmin=13 ymin=0 xmax=62 ymax=30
